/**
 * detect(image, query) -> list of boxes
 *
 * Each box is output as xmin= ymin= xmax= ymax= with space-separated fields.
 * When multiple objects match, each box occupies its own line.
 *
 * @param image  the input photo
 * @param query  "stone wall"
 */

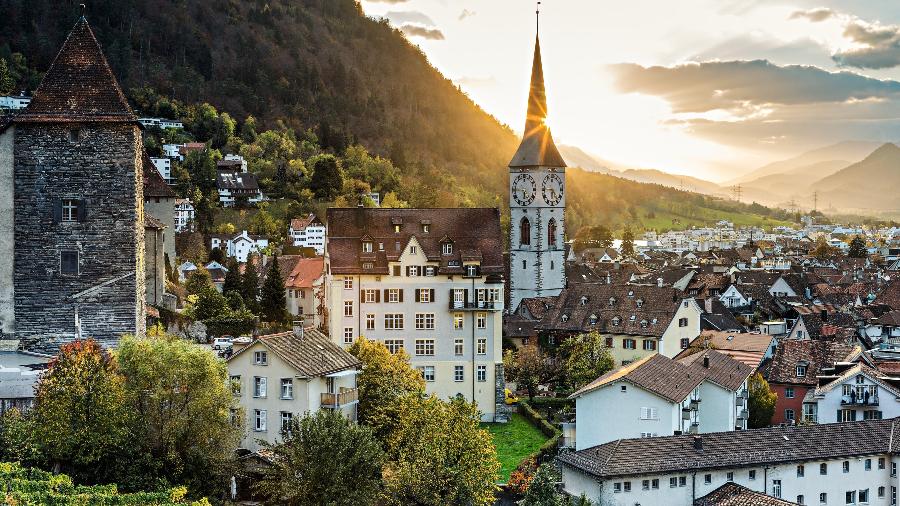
xmin=13 ymin=123 xmax=146 ymax=351
xmin=144 ymin=195 xmax=175 ymax=263
xmin=145 ymin=226 xmax=165 ymax=306
xmin=0 ymin=126 xmax=14 ymax=336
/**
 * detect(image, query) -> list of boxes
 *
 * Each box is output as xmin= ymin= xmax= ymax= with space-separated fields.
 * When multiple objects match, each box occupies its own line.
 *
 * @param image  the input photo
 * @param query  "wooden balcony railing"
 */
xmin=321 ymin=388 xmax=359 ymax=408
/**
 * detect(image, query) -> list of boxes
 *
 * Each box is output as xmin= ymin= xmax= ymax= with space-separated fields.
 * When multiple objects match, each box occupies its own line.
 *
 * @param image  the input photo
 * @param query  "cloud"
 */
xmin=609 ymin=60 xmax=900 ymax=151
xmin=399 ymin=24 xmax=445 ymax=40
xmin=459 ymin=9 xmax=476 ymax=21
xmin=385 ymin=11 xmax=435 ymax=26
xmin=789 ymin=7 xmax=836 ymax=22
xmin=833 ymin=19 xmax=900 ymax=69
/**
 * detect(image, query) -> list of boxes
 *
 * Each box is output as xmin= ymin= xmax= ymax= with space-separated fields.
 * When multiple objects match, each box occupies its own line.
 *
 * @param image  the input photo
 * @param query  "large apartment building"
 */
xmin=325 ymin=207 xmax=506 ymax=421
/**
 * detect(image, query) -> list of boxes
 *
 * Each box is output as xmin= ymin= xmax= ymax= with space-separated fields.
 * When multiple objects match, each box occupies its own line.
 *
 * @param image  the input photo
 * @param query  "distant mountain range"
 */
xmin=561 ymin=141 xmax=900 ymax=216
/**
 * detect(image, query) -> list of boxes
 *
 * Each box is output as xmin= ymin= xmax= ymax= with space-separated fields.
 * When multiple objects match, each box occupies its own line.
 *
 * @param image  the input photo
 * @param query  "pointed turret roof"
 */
xmin=509 ymin=35 xmax=566 ymax=168
xmin=15 ymin=16 xmax=136 ymax=124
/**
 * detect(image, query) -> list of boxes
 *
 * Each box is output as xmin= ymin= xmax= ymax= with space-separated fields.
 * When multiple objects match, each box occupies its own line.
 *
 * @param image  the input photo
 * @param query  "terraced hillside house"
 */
xmin=537 ymin=284 xmax=703 ymax=365
xmin=325 ymin=207 xmax=506 ymax=421
xmin=226 ymin=326 xmax=360 ymax=452
xmin=0 ymin=16 xmax=146 ymax=350
xmin=558 ymin=418 xmax=900 ymax=506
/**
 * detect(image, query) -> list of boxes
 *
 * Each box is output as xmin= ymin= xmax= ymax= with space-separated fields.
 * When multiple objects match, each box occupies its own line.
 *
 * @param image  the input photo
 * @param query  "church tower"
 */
xmin=508 ymin=20 xmax=567 ymax=312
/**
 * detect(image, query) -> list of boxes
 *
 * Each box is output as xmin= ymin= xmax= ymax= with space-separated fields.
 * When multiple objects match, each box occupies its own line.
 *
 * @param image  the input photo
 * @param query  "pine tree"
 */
xmin=621 ymin=225 xmax=635 ymax=257
xmin=0 ymin=58 xmax=15 ymax=95
xmin=222 ymin=258 xmax=242 ymax=294
xmin=848 ymin=236 xmax=867 ymax=258
xmin=242 ymin=254 xmax=261 ymax=314
xmin=260 ymin=255 xmax=287 ymax=323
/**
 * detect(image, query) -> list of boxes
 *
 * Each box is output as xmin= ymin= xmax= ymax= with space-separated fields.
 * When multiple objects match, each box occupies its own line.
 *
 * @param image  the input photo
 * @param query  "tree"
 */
xmin=383 ymin=396 xmax=499 ymax=506
xmin=348 ymin=338 xmax=425 ymax=443
xmin=0 ymin=58 xmax=15 ymax=95
xmin=242 ymin=254 xmax=261 ymax=314
xmin=0 ymin=408 xmax=40 ymax=466
xmin=559 ymin=331 xmax=615 ymax=390
xmin=621 ymin=225 xmax=635 ymax=257
xmin=185 ymin=268 xmax=213 ymax=296
xmin=260 ymin=255 xmax=287 ymax=323
xmin=520 ymin=464 xmax=563 ymax=506
xmin=255 ymin=410 xmax=385 ymax=506
xmin=117 ymin=334 xmax=241 ymax=497
xmin=176 ymin=231 xmax=208 ymax=266
xmin=747 ymin=372 xmax=777 ymax=429
xmin=193 ymin=287 xmax=231 ymax=321
xmin=208 ymin=247 xmax=225 ymax=264
xmin=310 ymin=154 xmax=345 ymax=200
xmin=503 ymin=345 xmax=556 ymax=401
xmin=31 ymin=340 xmax=132 ymax=484
xmin=848 ymin=235 xmax=867 ymax=258
xmin=222 ymin=258 xmax=242 ymax=294
xmin=811 ymin=236 xmax=836 ymax=260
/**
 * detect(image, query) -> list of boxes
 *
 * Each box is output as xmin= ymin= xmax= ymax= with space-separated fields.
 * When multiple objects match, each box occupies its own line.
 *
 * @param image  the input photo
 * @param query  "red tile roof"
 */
xmin=15 ymin=17 xmax=136 ymax=124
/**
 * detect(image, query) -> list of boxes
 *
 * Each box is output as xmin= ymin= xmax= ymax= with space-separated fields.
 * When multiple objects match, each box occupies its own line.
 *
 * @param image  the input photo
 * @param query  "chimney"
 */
xmin=703 ymin=355 xmax=710 ymax=368
xmin=293 ymin=318 xmax=305 ymax=339
xmin=705 ymin=298 xmax=713 ymax=314
xmin=693 ymin=435 xmax=703 ymax=451
xmin=821 ymin=309 xmax=828 ymax=322
xmin=657 ymin=277 xmax=663 ymax=288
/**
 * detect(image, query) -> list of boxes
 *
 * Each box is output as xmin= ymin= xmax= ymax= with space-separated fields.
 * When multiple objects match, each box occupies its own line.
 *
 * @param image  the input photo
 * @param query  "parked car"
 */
xmin=212 ymin=337 xmax=233 ymax=350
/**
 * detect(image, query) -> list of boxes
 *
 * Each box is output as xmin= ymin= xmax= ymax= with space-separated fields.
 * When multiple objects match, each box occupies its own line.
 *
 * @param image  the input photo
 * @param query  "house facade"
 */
xmin=325 ymin=207 xmax=506 ymax=421
xmin=559 ymin=418 xmax=900 ymax=506
xmin=174 ymin=198 xmax=195 ymax=233
xmin=210 ymin=231 xmax=269 ymax=263
xmin=289 ymin=214 xmax=326 ymax=255
xmin=802 ymin=364 xmax=900 ymax=424
xmin=227 ymin=327 xmax=360 ymax=452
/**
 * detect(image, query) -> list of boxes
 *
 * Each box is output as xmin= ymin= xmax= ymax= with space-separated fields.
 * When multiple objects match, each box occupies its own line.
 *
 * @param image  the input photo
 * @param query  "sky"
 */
xmin=360 ymin=0 xmax=900 ymax=182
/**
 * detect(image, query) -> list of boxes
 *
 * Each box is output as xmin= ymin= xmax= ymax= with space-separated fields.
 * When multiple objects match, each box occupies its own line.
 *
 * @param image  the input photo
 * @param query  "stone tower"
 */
xmin=508 ymin=31 xmax=567 ymax=312
xmin=0 ymin=16 xmax=146 ymax=350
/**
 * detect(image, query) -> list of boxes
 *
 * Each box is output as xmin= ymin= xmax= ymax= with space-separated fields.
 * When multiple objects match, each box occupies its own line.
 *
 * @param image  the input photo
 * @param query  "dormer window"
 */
xmin=580 ymin=296 xmax=588 ymax=306
xmin=796 ymin=364 xmax=807 ymax=378
xmin=422 ymin=223 xmax=430 ymax=233
xmin=466 ymin=264 xmax=479 ymax=277
xmin=628 ymin=290 xmax=634 ymax=298
xmin=612 ymin=316 xmax=621 ymax=326
xmin=608 ymin=297 xmax=616 ymax=307
xmin=394 ymin=224 xmax=401 ymax=233
xmin=362 ymin=241 xmax=373 ymax=253
xmin=640 ymin=319 xmax=648 ymax=328
xmin=636 ymin=298 xmax=644 ymax=308
xmin=630 ymin=315 xmax=636 ymax=321
xmin=443 ymin=243 xmax=453 ymax=255
xmin=561 ymin=314 xmax=569 ymax=322
xmin=589 ymin=314 xmax=598 ymax=325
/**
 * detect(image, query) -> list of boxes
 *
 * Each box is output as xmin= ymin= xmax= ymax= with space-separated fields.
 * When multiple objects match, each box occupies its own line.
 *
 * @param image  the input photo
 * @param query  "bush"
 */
xmin=518 ymin=401 xmax=562 ymax=464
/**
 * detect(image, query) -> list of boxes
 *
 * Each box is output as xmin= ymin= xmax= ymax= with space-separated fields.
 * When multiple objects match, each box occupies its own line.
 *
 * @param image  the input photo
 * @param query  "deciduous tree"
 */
xmin=309 ymin=154 xmax=344 ymax=200
xmin=621 ymin=225 xmax=635 ymax=257
xmin=748 ymin=372 xmax=777 ymax=429
xmin=559 ymin=331 xmax=615 ymax=390
xmin=503 ymin=345 xmax=556 ymax=401
xmin=255 ymin=409 xmax=385 ymax=506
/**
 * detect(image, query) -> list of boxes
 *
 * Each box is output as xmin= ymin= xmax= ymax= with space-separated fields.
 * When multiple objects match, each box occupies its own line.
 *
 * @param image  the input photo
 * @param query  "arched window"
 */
xmin=548 ymin=218 xmax=557 ymax=246
xmin=520 ymin=217 xmax=531 ymax=246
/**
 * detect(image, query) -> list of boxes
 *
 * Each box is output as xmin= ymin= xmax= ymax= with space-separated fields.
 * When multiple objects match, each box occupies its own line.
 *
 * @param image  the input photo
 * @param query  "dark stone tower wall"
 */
xmin=13 ymin=123 xmax=145 ymax=350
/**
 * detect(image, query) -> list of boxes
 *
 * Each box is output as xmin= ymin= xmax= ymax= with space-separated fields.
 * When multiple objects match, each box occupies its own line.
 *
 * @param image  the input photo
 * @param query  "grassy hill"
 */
xmin=0 ymin=0 xmax=795 ymax=233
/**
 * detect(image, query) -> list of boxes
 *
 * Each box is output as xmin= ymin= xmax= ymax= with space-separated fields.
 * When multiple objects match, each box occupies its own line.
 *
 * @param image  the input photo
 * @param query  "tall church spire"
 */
xmin=509 ymin=15 xmax=566 ymax=168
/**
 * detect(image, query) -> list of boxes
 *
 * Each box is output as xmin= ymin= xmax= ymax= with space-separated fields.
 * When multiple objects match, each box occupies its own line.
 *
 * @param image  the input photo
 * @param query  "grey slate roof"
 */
xmin=695 ymin=483 xmax=798 ymax=506
xmin=558 ymin=418 xmax=899 ymax=479
xmin=571 ymin=354 xmax=704 ymax=403
xmin=228 ymin=328 xmax=359 ymax=378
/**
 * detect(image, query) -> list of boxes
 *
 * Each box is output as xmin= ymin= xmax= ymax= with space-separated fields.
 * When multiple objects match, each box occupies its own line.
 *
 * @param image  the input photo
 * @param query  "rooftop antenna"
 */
xmin=536 ymin=1 xmax=541 ymax=36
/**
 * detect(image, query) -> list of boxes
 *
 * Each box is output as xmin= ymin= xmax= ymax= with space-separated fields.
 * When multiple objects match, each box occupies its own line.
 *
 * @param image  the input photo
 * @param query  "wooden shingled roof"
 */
xmin=14 ymin=17 xmax=136 ymax=124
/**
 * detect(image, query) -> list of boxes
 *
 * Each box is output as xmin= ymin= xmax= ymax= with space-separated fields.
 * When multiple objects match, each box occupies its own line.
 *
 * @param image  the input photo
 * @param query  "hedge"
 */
xmin=518 ymin=400 xmax=562 ymax=463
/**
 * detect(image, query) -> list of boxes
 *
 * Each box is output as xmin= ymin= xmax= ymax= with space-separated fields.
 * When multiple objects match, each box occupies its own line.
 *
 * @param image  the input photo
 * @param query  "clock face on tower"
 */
xmin=512 ymin=173 xmax=537 ymax=206
xmin=542 ymin=173 xmax=564 ymax=206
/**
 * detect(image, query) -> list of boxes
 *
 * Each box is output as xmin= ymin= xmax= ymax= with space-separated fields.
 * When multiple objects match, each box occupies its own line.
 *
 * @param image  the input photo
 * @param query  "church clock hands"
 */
xmin=512 ymin=173 xmax=537 ymax=206
xmin=542 ymin=173 xmax=564 ymax=206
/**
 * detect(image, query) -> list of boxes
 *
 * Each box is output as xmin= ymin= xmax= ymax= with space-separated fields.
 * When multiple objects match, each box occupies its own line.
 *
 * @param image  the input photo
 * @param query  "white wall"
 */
xmin=697 ymin=381 xmax=739 ymax=433
xmin=575 ymin=380 xmax=679 ymax=450
xmin=660 ymin=299 xmax=702 ymax=358
xmin=0 ymin=127 xmax=14 ymax=335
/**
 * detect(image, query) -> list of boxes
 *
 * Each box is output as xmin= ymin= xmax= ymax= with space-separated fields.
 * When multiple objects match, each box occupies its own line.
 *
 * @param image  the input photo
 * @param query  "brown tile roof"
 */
xmin=678 ymin=349 xmax=754 ymax=392
xmin=571 ymin=354 xmax=704 ymax=403
xmin=695 ymin=483 xmax=798 ymax=506
xmin=537 ymin=284 xmax=683 ymax=337
xmin=14 ymin=18 xmax=136 ymax=124
xmin=678 ymin=331 xmax=774 ymax=368
xmin=142 ymin=151 xmax=176 ymax=198
xmin=284 ymin=257 xmax=324 ymax=289
xmin=766 ymin=339 xmax=857 ymax=386
xmin=326 ymin=208 xmax=504 ymax=276
xmin=290 ymin=214 xmax=321 ymax=230
xmin=518 ymin=296 xmax=557 ymax=320
xmin=229 ymin=327 xmax=359 ymax=377
xmin=558 ymin=417 xmax=900 ymax=479
xmin=144 ymin=213 xmax=166 ymax=229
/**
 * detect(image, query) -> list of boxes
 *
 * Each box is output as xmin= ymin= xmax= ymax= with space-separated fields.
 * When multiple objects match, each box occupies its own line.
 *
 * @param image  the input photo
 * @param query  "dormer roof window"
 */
xmin=362 ymin=241 xmax=373 ymax=253
xmin=636 ymin=298 xmax=644 ymax=308
xmin=589 ymin=314 xmax=598 ymax=325
xmin=421 ymin=220 xmax=431 ymax=233
xmin=630 ymin=315 xmax=636 ymax=321
xmin=562 ymin=314 xmax=569 ymax=322
xmin=628 ymin=290 xmax=634 ymax=298
xmin=612 ymin=316 xmax=621 ymax=326
xmin=608 ymin=297 xmax=616 ymax=307
xmin=640 ymin=319 xmax=648 ymax=328
xmin=580 ymin=296 xmax=588 ymax=306
xmin=442 ymin=242 xmax=453 ymax=255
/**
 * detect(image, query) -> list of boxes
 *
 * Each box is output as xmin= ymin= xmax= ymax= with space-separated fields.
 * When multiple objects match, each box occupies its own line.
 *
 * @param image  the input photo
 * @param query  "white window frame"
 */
xmin=254 ymin=409 xmax=267 ymax=432
xmin=385 ymin=339 xmax=404 ymax=354
xmin=418 ymin=288 xmax=433 ymax=302
xmin=454 ymin=365 xmax=464 ymax=382
xmin=415 ymin=339 xmax=435 ymax=356
xmin=343 ymin=300 xmax=354 ymax=317
xmin=387 ymin=289 xmax=401 ymax=303
xmin=254 ymin=351 xmax=268 ymax=365
xmin=253 ymin=376 xmax=267 ymax=398
xmin=477 ymin=365 xmax=486 ymax=382
xmin=415 ymin=313 xmax=435 ymax=330
xmin=366 ymin=313 xmax=376 ymax=330
xmin=385 ymin=313 xmax=404 ymax=330
xmin=343 ymin=327 xmax=354 ymax=344
xmin=280 ymin=378 xmax=293 ymax=400
xmin=454 ymin=338 xmax=464 ymax=356
xmin=343 ymin=276 xmax=354 ymax=289
xmin=477 ymin=312 xmax=486 ymax=329
xmin=61 ymin=198 xmax=79 ymax=222
xmin=477 ymin=338 xmax=487 ymax=355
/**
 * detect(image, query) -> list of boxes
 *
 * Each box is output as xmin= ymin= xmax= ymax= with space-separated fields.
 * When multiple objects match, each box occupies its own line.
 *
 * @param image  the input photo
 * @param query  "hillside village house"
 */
xmin=0 ymin=93 xmax=32 ymax=110
xmin=149 ymin=157 xmax=171 ymax=183
xmin=571 ymin=350 xmax=751 ymax=449
xmin=801 ymin=362 xmax=900 ymax=424
xmin=210 ymin=231 xmax=269 ymax=263
xmin=325 ymin=207 xmax=506 ymax=421
xmin=226 ymin=326 xmax=359 ymax=452
xmin=174 ymin=198 xmax=195 ymax=232
xmin=766 ymin=340 xmax=859 ymax=425
xmin=260 ymin=256 xmax=325 ymax=328
xmin=558 ymin=418 xmax=900 ymax=506
xmin=537 ymin=284 xmax=703 ymax=365
xmin=289 ymin=214 xmax=326 ymax=255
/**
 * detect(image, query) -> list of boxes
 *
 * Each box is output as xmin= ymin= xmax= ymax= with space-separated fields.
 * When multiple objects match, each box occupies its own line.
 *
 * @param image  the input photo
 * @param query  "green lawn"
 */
xmin=481 ymin=413 xmax=549 ymax=482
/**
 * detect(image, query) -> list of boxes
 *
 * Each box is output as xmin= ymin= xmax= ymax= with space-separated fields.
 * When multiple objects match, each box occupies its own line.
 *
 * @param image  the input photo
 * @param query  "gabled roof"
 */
xmin=558 ymin=417 xmax=900 ymax=479
xmin=677 ymin=330 xmax=773 ymax=368
xmin=678 ymin=349 xmax=753 ymax=392
xmin=695 ymin=483 xmax=798 ymax=506
xmin=15 ymin=17 xmax=136 ymax=124
xmin=812 ymin=363 xmax=900 ymax=399
xmin=290 ymin=214 xmax=322 ymax=230
xmin=142 ymin=151 xmax=176 ymax=198
xmin=571 ymin=353 xmax=704 ymax=403
xmin=767 ymin=340 xmax=858 ymax=386
xmin=228 ymin=327 xmax=359 ymax=378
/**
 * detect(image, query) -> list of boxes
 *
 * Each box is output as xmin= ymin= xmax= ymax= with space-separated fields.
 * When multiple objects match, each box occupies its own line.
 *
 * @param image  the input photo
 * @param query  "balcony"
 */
xmin=682 ymin=409 xmax=692 ymax=420
xmin=321 ymin=388 xmax=359 ymax=408
xmin=737 ymin=409 xmax=748 ymax=420
xmin=736 ymin=397 xmax=746 ymax=408
xmin=449 ymin=300 xmax=501 ymax=311
xmin=690 ymin=398 xmax=701 ymax=409
xmin=841 ymin=394 xmax=878 ymax=406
